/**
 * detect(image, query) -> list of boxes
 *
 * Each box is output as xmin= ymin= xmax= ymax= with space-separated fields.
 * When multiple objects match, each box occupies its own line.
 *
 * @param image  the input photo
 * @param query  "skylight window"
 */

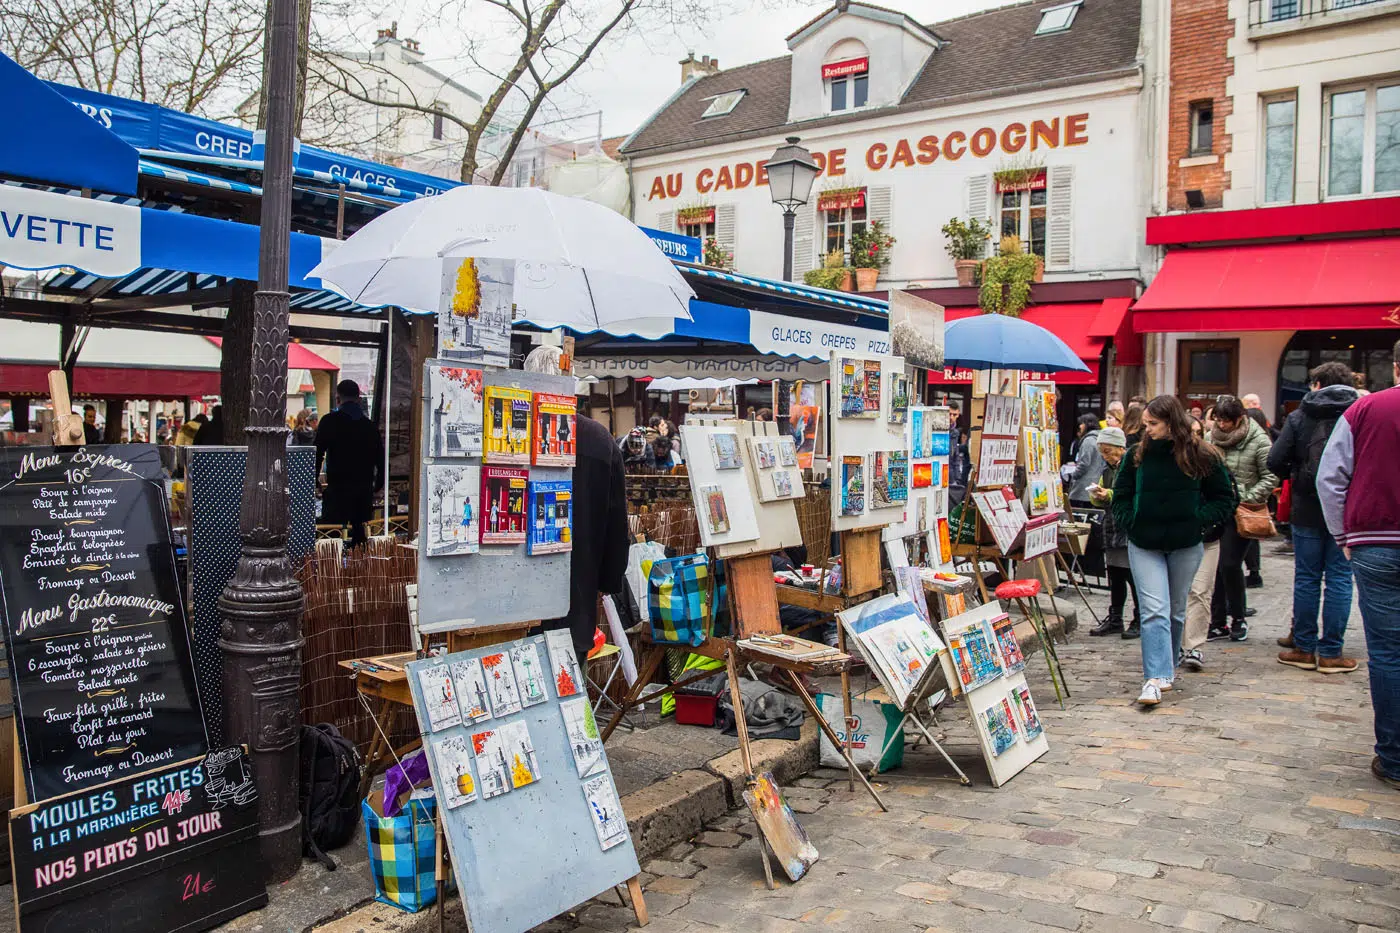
xmin=701 ymin=90 xmax=746 ymax=118
xmin=1035 ymin=0 xmax=1081 ymax=35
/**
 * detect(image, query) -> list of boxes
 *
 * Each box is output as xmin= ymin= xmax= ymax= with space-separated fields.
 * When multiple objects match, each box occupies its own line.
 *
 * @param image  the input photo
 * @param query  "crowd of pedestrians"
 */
xmin=1066 ymin=341 xmax=1399 ymax=792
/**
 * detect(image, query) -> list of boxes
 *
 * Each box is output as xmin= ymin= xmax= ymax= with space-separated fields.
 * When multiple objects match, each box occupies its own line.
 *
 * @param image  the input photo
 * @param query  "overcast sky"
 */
xmin=391 ymin=0 xmax=1015 ymax=140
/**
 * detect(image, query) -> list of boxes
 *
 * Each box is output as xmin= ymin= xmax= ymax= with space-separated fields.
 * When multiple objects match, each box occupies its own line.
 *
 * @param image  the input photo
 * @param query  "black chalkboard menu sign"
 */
xmin=9 ymin=746 xmax=267 ymax=932
xmin=0 ymin=445 xmax=208 ymax=802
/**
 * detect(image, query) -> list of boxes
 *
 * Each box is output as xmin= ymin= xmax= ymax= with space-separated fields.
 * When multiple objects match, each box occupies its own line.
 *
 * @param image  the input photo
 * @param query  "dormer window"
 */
xmin=701 ymin=90 xmax=745 ymax=119
xmin=1035 ymin=1 xmax=1081 ymax=35
xmin=824 ymin=56 xmax=869 ymax=113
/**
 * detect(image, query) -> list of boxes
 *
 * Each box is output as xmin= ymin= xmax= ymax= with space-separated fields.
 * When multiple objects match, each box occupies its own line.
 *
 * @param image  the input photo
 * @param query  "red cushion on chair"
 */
xmin=995 ymin=579 xmax=1042 ymax=600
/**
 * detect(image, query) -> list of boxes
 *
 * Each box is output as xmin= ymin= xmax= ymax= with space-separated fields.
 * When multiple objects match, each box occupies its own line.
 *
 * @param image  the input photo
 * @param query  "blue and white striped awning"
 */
xmin=139 ymin=158 xmax=262 ymax=196
xmin=680 ymin=265 xmax=889 ymax=316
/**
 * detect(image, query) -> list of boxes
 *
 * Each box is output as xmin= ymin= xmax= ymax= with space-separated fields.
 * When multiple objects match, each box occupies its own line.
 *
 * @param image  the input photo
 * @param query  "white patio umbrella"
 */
xmin=309 ymin=186 xmax=694 ymax=339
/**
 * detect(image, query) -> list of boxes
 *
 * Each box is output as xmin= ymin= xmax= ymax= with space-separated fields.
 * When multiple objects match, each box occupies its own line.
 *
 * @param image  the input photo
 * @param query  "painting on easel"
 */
xmin=743 ymin=771 xmax=818 ymax=882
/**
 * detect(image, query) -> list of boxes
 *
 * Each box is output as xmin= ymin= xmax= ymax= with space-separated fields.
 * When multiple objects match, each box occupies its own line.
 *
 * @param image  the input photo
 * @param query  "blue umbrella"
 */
xmin=944 ymin=313 xmax=1090 ymax=373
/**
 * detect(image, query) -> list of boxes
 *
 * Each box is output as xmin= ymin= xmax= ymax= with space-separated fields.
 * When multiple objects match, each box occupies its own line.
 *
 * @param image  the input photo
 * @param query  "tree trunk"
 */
xmin=221 ymin=280 xmax=257 ymax=439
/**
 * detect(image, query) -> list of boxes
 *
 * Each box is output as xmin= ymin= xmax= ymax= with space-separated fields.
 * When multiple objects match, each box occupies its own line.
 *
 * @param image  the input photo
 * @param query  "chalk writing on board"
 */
xmin=8 ymin=747 xmax=266 ymax=933
xmin=0 ymin=445 xmax=207 ymax=801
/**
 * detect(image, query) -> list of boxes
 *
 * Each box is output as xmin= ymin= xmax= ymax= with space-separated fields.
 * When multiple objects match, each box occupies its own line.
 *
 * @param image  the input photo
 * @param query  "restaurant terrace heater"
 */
xmin=765 ymin=137 xmax=820 ymax=282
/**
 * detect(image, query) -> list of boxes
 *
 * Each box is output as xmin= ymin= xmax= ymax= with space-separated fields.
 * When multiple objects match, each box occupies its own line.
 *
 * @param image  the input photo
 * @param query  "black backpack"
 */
xmin=1295 ymin=414 xmax=1340 ymax=498
xmin=299 ymin=723 xmax=362 ymax=870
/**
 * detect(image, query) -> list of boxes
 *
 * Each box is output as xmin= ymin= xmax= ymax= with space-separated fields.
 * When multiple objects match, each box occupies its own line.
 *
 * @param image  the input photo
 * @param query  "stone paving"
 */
xmin=544 ymin=546 xmax=1400 ymax=933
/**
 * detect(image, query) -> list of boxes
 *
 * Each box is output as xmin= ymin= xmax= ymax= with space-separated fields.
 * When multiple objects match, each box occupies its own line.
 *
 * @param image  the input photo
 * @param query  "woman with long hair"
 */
xmin=1112 ymin=396 xmax=1237 ymax=706
xmin=1122 ymin=403 xmax=1145 ymax=447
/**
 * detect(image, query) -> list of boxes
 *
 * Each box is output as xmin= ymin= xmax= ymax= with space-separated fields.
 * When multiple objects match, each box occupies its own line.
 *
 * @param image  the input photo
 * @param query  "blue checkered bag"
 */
xmin=647 ymin=553 xmax=710 ymax=646
xmin=363 ymin=792 xmax=438 ymax=912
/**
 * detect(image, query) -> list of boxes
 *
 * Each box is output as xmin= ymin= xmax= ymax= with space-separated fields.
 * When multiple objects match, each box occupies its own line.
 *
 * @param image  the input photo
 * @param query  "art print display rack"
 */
xmin=601 ymin=420 xmax=887 ymax=890
xmin=406 ymin=635 xmax=647 ymax=933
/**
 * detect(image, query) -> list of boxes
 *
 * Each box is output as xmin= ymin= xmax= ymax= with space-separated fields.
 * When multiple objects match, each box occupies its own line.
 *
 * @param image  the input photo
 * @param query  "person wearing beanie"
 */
xmin=1085 ymin=427 xmax=1140 ymax=638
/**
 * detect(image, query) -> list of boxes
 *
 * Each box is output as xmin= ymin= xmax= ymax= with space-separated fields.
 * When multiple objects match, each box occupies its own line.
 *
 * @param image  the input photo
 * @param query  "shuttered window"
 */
xmin=1045 ymin=165 xmax=1073 ymax=270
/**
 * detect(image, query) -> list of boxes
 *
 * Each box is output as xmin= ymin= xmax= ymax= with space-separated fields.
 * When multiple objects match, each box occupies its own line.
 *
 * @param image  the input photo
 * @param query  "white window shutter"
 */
xmin=1046 ymin=165 xmax=1074 ymax=271
xmin=793 ymin=205 xmax=815 ymax=273
xmin=656 ymin=210 xmax=676 ymax=233
xmin=965 ymin=174 xmax=992 ymax=223
xmin=867 ymin=186 xmax=893 ymax=230
xmin=964 ymin=175 xmax=993 ymax=259
xmin=716 ymin=204 xmax=737 ymax=254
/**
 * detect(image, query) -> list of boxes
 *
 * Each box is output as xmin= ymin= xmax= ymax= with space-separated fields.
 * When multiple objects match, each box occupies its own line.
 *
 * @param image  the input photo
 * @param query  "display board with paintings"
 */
xmin=418 ymin=367 xmax=577 ymax=633
xmin=976 ymin=393 xmax=1022 ymax=488
xmin=971 ymin=486 xmax=1029 ymax=555
xmin=884 ymin=404 xmax=953 ymax=566
xmin=407 ymin=633 xmax=641 ymax=933
xmin=680 ymin=424 xmax=762 ymax=549
xmin=715 ymin=421 xmax=804 ymax=561
xmin=837 ymin=593 xmax=946 ymax=709
xmin=938 ymin=602 xmax=1049 ymax=786
xmin=829 ymin=354 xmax=909 ymax=532
xmin=1021 ymin=381 xmax=1064 ymax=516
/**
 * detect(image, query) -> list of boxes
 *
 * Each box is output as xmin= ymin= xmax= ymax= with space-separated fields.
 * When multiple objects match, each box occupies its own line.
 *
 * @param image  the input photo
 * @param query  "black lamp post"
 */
xmin=218 ymin=0 xmax=305 ymax=884
xmin=766 ymin=136 xmax=820 ymax=282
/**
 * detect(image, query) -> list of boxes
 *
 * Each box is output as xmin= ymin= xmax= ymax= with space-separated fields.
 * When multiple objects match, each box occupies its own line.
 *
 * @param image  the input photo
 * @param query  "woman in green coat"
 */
xmin=1113 ymin=396 xmax=1237 ymax=707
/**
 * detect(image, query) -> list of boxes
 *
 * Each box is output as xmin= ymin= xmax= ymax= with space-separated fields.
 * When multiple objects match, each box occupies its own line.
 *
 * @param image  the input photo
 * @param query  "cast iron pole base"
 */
xmin=219 ymin=286 xmax=305 ymax=885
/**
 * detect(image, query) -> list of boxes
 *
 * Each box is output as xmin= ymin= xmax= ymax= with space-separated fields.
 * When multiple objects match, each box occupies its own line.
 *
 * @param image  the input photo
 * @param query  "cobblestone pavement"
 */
xmin=550 ymin=547 xmax=1400 ymax=933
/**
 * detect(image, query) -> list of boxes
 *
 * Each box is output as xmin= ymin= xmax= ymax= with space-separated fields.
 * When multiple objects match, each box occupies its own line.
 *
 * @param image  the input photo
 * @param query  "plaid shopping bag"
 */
xmin=647 ymin=553 xmax=710 ymax=646
xmin=363 ymin=793 xmax=438 ymax=912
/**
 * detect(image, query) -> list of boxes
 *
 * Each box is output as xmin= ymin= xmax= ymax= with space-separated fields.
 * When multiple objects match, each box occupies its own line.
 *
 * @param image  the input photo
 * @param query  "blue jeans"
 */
xmin=1128 ymin=542 xmax=1204 ymax=682
xmin=1291 ymin=526 xmax=1353 ymax=658
xmin=1350 ymin=545 xmax=1400 ymax=779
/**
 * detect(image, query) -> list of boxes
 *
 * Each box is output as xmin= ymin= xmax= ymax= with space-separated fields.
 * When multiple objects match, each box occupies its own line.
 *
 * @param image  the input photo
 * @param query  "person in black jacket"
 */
xmin=314 ymin=381 xmax=383 ymax=547
xmin=543 ymin=414 xmax=630 ymax=660
xmin=1268 ymin=362 xmax=1360 ymax=673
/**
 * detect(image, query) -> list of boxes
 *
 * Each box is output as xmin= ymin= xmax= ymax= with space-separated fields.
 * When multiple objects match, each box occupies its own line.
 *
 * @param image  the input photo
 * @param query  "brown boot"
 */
xmin=1277 ymin=632 xmax=1294 ymax=648
xmin=1277 ymin=649 xmax=1317 ymax=670
xmin=1317 ymin=656 xmax=1359 ymax=675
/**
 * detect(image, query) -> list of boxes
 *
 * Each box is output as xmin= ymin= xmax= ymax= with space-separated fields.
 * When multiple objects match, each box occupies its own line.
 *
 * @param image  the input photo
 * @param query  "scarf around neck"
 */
xmin=1211 ymin=420 xmax=1248 ymax=448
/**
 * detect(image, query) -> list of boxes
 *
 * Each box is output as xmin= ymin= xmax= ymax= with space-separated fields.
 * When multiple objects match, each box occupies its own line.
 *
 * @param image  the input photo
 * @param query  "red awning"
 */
xmin=0 ymin=363 xmax=220 ymax=398
xmin=1133 ymin=237 xmax=1400 ymax=333
xmin=934 ymin=303 xmax=1108 ymax=386
xmin=206 ymin=337 xmax=339 ymax=370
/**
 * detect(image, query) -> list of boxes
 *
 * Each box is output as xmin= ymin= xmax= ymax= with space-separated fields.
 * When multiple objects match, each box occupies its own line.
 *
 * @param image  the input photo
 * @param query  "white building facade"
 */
xmin=621 ymin=0 xmax=1160 ymax=404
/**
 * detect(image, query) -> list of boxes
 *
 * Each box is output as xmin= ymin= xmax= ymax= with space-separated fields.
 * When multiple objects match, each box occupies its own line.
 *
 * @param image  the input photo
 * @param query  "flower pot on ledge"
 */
xmin=1033 ymin=256 xmax=1045 ymax=283
xmin=854 ymin=267 xmax=879 ymax=291
xmin=955 ymin=259 xmax=980 ymax=287
xmin=838 ymin=269 xmax=854 ymax=291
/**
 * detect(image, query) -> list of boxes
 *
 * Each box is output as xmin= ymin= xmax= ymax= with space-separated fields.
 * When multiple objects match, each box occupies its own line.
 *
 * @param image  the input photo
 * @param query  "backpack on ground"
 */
xmin=1295 ymin=415 xmax=1340 ymax=497
xmin=299 ymin=723 xmax=363 ymax=870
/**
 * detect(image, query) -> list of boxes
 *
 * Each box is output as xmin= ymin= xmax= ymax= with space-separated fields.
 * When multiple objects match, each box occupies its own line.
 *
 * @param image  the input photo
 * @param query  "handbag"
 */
xmin=363 ymin=792 xmax=439 ymax=913
xmin=1235 ymin=501 xmax=1277 ymax=539
xmin=647 ymin=553 xmax=711 ymax=646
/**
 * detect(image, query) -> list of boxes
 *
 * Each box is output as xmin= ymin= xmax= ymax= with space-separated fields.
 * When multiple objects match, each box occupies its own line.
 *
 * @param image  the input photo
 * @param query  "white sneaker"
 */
xmin=1137 ymin=681 xmax=1162 ymax=706
xmin=1155 ymin=677 xmax=1174 ymax=692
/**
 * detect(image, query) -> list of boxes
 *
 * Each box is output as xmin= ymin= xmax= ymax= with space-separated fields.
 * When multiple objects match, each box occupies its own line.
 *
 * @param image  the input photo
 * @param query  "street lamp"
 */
xmin=766 ymin=137 xmax=820 ymax=282
xmin=218 ymin=0 xmax=305 ymax=884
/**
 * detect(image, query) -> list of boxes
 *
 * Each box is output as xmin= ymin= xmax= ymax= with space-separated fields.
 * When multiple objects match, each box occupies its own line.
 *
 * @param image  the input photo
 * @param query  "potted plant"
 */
xmin=850 ymin=219 xmax=895 ymax=291
xmin=998 ymin=233 xmax=1044 ymax=282
xmin=803 ymin=249 xmax=851 ymax=291
xmin=942 ymin=216 xmax=993 ymax=286
xmin=979 ymin=235 xmax=1040 ymax=316
xmin=702 ymin=236 xmax=733 ymax=270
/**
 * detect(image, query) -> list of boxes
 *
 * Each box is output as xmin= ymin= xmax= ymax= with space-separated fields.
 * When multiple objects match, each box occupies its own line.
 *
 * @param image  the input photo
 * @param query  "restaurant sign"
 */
xmin=821 ymin=57 xmax=869 ymax=80
xmin=816 ymin=188 xmax=866 ymax=212
xmin=576 ymin=355 xmax=828 ymax=382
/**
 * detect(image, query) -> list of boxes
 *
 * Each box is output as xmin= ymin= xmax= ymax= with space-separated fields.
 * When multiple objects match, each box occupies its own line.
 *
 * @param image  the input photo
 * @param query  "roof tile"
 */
xmin=622 ymin=0 xmax=1140 ymax=157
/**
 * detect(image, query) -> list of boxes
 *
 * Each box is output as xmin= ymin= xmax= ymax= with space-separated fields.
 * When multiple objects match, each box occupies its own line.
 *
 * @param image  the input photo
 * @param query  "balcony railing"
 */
xmin=1249 ymin=0 xmax=1395 ymax=28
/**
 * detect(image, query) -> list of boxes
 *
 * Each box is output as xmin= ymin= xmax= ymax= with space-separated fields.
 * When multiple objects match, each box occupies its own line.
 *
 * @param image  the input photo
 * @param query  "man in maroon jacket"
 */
xmin=1318 ymin=339 xmax=1400 ymax=790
